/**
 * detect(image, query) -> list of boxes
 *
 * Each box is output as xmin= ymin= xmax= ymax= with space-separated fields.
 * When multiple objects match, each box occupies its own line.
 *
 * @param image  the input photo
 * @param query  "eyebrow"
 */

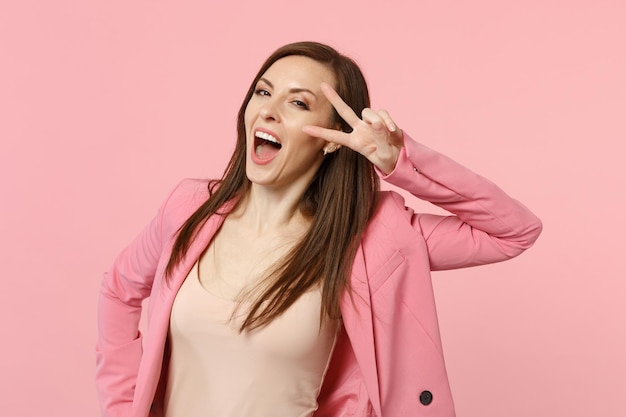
xmin=258 ymin=78 xmax=317 ymax=97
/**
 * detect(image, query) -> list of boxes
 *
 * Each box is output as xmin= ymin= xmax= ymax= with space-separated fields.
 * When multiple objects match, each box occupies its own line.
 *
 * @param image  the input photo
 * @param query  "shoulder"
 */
xmin=372 ymin=190 xmax=416 ymax=225
xmin=364 ymin=190 xmax=424 ymax=244
xmin=159 ymin=178 xmax=213 ymax=224
xmin=169 ymin=178 xmax=212 ymax=200
xmin=357 ymin=191 xmax=429 ymax=281
xmin=379 ymin=190 xmax=408 ymax=207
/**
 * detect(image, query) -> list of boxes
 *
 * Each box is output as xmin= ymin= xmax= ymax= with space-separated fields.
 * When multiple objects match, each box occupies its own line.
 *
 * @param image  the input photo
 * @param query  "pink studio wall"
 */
xmin=1 ymin=1 xmax=624 ymax=416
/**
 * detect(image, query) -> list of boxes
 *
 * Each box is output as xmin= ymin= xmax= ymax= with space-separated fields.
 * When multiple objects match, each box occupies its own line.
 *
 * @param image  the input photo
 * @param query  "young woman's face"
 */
xmin=244 ymin=55 xmax=337 ymax=191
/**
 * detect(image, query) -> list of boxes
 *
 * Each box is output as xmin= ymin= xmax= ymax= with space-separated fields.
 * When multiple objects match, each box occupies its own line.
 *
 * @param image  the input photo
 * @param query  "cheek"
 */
xmin=300 ymin=136 xmax=326 ymax=158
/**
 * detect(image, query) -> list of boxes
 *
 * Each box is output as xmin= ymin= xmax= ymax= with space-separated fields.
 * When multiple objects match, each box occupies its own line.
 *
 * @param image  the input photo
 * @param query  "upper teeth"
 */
xmin=255 ymin=131 xmax=280 ymax=144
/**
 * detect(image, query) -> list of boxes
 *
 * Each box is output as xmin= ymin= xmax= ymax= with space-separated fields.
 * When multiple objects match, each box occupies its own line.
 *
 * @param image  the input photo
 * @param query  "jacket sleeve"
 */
xmin=95 ymin=181 xmax=184 ymax=417
xmin=381 ymin=133 xmax=542 ymax=270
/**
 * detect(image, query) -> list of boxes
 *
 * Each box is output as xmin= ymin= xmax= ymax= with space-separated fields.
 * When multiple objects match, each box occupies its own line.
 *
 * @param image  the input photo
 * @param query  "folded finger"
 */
xmin=361 ymin=108 xmax=383 ymax=125
xmin=362 ymin=108 xmax=389 ymax=133
xmin=378 ymin=109 xmax=397 ymax=132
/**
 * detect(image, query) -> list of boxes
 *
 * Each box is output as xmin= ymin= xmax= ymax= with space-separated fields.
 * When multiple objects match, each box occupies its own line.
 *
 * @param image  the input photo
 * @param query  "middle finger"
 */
xmin=361 ymin=108 xmax=384 ymax=127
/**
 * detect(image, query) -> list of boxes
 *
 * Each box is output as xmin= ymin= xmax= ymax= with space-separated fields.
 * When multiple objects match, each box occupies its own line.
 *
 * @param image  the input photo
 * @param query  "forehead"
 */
xmin=261 ymin=55 xmax=336 ymax=89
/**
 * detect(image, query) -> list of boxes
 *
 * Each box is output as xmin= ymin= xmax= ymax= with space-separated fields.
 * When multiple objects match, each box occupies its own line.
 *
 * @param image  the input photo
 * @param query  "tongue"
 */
xmin=255 ymin=142 xmax=280 ymax=160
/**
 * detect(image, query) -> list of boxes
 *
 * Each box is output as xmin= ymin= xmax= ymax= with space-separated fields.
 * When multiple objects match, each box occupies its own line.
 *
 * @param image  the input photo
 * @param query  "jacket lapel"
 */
xmin=340 ymin=245 xmax=382 ymax=417
xmin=167 ymin=196 xmax=239 ymax=290
xmin=168 ymin=213 xmax=227 ymax=288
xmin=134 ymin=204 xmax=233 ymax=417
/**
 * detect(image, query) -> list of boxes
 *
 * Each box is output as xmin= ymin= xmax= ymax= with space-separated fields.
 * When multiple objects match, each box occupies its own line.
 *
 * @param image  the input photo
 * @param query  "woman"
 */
xmin=96 ymin=41 xmax=542 ymax=417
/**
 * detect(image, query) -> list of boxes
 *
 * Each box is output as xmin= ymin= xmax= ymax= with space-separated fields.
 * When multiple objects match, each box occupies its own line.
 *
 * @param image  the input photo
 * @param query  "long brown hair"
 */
xmin=165 ymin=41 xmax=379 ymax=331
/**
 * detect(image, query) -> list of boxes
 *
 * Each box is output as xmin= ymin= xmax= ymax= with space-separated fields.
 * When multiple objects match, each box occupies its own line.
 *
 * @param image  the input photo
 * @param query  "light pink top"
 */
xmin=164 ymin=261 xmax=338 ymax=417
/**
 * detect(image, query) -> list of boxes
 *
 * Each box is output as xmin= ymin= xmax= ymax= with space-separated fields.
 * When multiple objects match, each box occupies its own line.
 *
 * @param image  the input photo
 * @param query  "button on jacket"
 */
xmin=96 ymin=133 xmax=542 ymax=417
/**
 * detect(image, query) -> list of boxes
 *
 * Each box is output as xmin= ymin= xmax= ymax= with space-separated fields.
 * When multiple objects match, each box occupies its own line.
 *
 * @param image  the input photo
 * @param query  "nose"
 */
xmin=259 ymin=98 xmax=280 ymax=122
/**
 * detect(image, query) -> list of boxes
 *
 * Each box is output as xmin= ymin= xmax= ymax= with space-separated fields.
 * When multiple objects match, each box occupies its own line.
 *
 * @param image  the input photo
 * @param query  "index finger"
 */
xmin=321 ymin=82 xmax=361 ymax=128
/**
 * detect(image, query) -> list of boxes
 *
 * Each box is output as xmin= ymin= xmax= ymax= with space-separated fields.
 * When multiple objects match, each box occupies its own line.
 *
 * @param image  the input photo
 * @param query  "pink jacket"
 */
xmin=96 ymin=134 xmax=542 ymax=417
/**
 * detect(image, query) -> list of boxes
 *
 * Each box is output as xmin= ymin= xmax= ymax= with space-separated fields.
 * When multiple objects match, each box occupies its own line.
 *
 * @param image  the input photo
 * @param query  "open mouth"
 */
xmin=254 ymin=130 xmax=282 ymax=159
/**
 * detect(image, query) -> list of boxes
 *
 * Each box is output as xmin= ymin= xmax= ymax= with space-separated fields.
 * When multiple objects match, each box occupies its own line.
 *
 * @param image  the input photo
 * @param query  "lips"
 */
xmin=251 ymin=128 xmax=282 ymax=164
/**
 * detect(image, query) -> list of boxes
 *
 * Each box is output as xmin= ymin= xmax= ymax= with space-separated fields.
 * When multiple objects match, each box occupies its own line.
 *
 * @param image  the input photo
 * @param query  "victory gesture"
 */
xmin=303 ymin=82 xmax=404 ymax=175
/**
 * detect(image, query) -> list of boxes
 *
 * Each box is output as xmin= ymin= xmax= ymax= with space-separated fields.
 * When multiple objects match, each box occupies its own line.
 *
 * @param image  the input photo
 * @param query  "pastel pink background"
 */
xmin=1 ymin=1 xmax=624 ymax=416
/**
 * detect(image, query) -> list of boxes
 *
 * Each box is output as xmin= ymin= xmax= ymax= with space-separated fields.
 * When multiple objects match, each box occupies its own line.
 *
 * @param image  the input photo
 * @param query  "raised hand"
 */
xmin=302 ymin=82 xmax=404 ymax=175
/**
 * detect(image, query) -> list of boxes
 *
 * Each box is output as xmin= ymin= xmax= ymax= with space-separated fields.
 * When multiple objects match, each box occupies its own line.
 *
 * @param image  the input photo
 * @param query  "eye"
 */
xmin=292 ymin=99 xmax=309 ymax=110
xmin=255 ymin=88 xmax=270 ymax=97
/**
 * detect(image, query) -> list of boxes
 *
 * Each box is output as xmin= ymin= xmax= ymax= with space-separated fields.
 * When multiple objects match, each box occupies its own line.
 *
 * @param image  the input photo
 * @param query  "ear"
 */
xmin=323 ymin=143 xmax=341 ymax=155
xmin=322 ymin=118 xmax=343 ymax=155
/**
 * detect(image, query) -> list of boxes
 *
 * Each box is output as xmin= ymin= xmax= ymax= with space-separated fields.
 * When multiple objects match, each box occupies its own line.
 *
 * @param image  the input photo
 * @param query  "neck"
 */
xmin=232 ymin=183 xmax=310 ymax=236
